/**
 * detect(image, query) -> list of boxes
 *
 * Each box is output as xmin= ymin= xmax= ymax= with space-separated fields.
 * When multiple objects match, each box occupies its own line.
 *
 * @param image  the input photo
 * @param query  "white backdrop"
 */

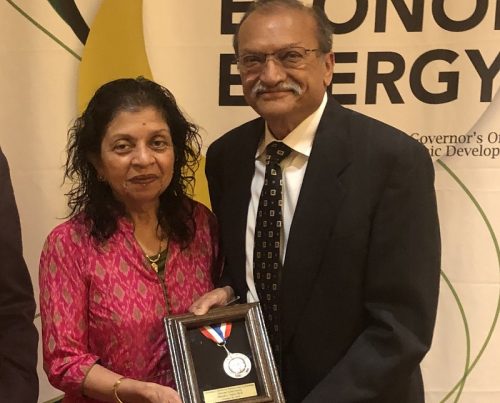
xmin=0 ymin=1 xmax=498 ymax=402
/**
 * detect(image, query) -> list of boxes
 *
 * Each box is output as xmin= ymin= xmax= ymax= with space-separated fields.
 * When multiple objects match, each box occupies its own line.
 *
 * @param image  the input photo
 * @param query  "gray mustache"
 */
xmin=251 ymin=81 xmax=303 ymax=96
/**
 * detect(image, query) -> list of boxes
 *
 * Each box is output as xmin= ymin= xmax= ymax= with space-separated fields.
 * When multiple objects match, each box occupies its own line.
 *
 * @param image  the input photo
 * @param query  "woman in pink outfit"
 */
xmin=39 ymin=77 xmax=219 ymax=403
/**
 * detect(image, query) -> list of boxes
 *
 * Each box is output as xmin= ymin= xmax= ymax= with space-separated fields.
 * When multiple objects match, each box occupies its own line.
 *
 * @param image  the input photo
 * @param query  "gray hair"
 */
xmin=233 ymin=0 xmax=333 ymax=55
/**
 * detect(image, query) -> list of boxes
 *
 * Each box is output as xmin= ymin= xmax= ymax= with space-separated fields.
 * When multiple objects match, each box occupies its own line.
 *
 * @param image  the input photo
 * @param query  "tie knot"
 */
xmin=265 ymin=141 xmax=292 ymax=165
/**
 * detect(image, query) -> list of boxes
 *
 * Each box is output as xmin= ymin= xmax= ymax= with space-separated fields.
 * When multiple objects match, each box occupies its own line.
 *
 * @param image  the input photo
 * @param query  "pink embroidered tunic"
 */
xmin=39 ymin=202 xmax=218 ymax=402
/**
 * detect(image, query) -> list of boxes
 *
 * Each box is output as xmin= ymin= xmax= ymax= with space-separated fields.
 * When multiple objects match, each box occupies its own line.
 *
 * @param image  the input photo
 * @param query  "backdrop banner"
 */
xmin=0 ymin=1 xmax=498 ymax=402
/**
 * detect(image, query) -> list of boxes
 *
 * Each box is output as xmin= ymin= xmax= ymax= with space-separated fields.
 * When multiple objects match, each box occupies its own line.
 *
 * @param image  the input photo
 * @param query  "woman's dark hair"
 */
xmin=65 ymin=76 xmax=201 ymax=245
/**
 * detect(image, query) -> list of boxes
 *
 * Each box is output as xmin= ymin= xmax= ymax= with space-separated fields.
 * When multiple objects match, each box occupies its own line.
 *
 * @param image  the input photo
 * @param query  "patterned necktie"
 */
xmin=253 ymin=141 xmax=292 ymax=361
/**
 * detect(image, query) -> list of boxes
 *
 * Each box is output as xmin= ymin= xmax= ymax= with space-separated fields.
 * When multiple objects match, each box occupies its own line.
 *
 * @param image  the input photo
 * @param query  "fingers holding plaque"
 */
xmin=165 ymin=303 xmax=284 ymax=403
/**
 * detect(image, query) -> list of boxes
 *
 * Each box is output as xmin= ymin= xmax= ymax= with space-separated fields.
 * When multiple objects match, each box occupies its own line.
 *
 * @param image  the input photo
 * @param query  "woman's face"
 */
xmin=93 ymin=106 xmax=175 ymax=211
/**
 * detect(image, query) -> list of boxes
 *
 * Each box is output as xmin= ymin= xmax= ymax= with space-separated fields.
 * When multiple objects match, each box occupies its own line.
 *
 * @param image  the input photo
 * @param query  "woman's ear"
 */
xmin=87 ymin=153 xmax=104 ymax=180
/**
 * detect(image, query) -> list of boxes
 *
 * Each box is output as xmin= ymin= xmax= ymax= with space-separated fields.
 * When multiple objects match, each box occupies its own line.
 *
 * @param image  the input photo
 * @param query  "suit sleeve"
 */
xmin=0 ymin=148 xmax=39 ymax=402
xmin=205 ymin=143 xmax=222 ymax=220
xmin=304 ymin=142 xmax=441 ymax=402
xmin=205 ymin=142 xmax=236 ymax=290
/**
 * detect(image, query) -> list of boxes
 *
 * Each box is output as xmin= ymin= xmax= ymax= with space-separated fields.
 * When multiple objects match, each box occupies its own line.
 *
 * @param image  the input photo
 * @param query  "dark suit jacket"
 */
xmin=206 ymin=97 xmax=441 ymax=403
xmin=0 ymin=148 xmax=39 ymax=402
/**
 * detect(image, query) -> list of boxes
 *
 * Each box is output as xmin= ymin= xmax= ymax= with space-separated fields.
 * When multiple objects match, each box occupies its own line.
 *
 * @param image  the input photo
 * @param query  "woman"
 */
xmin=39 ymin=77 xmax=218 ymax=402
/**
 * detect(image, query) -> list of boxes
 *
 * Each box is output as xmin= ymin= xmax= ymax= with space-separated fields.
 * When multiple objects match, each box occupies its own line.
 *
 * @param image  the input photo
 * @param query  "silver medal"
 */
xmin=223 ymin=352 xmax=252 ymax=379
xmin=200 ymin=323 xmax=252 ymax=379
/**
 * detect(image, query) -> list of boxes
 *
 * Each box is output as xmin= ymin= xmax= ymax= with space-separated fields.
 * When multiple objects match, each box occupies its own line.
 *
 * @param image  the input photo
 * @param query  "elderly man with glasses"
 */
xmin=191 ymin=1 xmax=441 ymax=402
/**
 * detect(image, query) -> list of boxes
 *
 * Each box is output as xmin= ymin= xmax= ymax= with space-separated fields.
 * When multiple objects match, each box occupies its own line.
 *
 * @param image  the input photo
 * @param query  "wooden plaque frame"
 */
xmin=165 ymin=303 xmax=284 ymax=403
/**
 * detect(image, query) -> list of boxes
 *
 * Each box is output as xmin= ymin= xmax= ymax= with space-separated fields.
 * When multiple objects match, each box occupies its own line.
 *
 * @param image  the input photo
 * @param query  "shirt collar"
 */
xmin=256 ymin=93 xmax=328 ymax=159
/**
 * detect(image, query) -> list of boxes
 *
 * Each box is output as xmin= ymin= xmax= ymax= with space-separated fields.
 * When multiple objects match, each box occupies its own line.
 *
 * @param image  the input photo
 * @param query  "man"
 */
xmin=191 ymin=1 xmax=441 ymax=402
xmin=0 ymin=148 xmax=39 ymax=402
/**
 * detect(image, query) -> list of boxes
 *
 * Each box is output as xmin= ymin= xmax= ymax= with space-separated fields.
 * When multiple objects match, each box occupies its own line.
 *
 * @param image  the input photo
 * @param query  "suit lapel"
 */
xmin=281 ymin=98 xmax=353 ymax=346
xmin=219 ymin=120 xmax=263 ymax=290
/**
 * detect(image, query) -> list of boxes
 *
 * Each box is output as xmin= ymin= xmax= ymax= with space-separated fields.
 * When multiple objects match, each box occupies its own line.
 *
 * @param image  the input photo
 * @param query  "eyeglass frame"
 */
xmin=235 ymin=46 xmax=324 ymax=73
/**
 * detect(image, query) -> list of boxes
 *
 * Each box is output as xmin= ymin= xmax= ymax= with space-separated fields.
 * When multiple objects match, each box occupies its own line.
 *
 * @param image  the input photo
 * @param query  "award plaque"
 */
xmin=165 ymin=302 xmax=284 ymax=403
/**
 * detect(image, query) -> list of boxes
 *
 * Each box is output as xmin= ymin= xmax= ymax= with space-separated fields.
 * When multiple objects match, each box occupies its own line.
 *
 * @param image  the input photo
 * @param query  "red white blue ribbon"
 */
xmin=200 ymin=322 xmax=232 ymax=344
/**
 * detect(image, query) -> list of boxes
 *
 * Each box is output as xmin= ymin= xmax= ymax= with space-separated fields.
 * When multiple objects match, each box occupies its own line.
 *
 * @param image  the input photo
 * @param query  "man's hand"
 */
xmin=189 ymin=286 xmax=235 ymax=315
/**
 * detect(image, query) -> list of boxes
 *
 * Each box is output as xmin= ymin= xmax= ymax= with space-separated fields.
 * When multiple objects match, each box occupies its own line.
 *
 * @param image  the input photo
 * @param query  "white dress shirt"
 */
xmin=245 ymin=93 xmax=328 ymax=302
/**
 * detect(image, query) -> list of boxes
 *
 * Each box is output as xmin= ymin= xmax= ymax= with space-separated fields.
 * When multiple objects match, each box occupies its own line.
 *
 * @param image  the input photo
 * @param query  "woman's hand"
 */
xmin=82 ymin=364 xmax=182 ymax=403
xmin=189 ymin=286 xmax=235 ymax=315
xmin=118 ymin=378 xmax=182 ymax=403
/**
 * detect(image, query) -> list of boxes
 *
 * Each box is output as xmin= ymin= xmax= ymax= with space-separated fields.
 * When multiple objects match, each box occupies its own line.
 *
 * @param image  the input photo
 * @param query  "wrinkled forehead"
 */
xmin=237 ymin=8 xmax=318 ymax=53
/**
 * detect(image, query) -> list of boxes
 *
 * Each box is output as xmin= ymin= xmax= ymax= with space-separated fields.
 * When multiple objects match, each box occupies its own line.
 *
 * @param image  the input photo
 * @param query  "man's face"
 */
xmin=237 ymin=8 xmax=334 ymax=136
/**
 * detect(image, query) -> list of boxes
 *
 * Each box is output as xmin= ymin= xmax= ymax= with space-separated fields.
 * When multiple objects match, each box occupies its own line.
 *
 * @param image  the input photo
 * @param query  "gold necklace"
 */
xmin=145 ymin=239 xmax=163 ymax=273
xmin=146 ymin=252 xmax=161 ymax=273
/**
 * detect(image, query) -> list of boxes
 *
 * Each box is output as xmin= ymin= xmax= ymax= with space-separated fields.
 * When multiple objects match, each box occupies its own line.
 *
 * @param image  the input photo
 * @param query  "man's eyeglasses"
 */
xmin=236 ymin=46 xmax=321 ymax=73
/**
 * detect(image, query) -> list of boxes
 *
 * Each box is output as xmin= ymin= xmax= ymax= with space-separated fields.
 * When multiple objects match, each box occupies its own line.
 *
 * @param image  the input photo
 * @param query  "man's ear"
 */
xmin=323 ymin=52 xmax=335 ymax=87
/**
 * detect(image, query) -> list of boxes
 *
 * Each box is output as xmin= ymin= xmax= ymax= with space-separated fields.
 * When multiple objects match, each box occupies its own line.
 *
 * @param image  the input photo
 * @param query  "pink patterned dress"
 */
xmin=39 ymin=202 xmax=218 ymax=402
